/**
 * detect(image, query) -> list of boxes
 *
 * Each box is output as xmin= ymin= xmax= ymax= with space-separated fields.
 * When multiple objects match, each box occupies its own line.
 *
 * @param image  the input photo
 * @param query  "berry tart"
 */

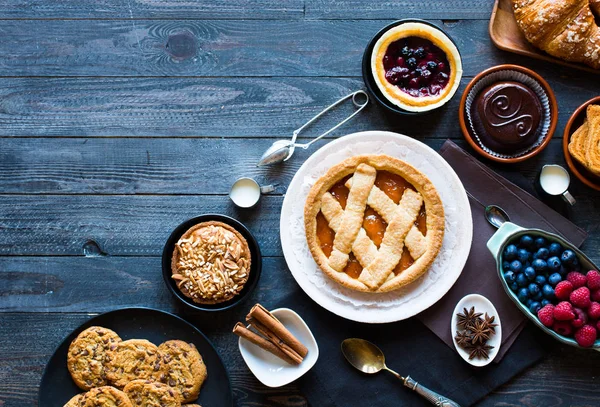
xmin=370 ymin=21 xmax=463 ymax=112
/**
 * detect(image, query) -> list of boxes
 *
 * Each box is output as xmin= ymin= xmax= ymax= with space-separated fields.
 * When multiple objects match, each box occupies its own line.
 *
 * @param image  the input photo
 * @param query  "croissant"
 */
xmin=512 ymin=0 xmax=600 ymax=69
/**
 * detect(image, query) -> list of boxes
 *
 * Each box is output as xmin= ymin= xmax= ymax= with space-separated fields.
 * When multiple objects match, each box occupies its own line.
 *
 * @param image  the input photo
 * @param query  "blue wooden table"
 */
xmin=1 ymin=1 xmax=600 ymax=405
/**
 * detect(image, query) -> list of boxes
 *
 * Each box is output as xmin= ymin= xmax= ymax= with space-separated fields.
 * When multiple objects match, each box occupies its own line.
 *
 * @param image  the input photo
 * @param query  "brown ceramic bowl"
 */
xmin=459 ymin=64 xmax=558 ymax=163
xmin=563 ymin=96 xmax=600 ymax=191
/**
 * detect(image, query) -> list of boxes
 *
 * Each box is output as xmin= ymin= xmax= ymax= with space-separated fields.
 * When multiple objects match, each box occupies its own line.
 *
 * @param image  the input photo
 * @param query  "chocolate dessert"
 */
xmin=470 ymin=81 xmax=542 ymax=153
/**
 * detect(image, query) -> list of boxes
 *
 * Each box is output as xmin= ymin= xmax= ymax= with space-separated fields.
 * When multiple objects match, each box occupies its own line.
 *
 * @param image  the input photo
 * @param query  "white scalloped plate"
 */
xmin=280 ymin=131 xmax=473 ymax=323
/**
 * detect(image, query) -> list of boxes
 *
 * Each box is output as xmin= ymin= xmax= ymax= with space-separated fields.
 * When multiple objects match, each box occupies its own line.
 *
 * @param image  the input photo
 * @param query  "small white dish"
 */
xmin=451 ymin=294 xmax=502 ymax=367
xmin=238 ymin=308 xmax=319 ymax=387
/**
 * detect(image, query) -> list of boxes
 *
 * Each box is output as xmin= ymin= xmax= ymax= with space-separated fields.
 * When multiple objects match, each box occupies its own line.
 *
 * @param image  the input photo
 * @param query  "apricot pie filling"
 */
xmin=304 ymin=155 xmax=444 ymax=293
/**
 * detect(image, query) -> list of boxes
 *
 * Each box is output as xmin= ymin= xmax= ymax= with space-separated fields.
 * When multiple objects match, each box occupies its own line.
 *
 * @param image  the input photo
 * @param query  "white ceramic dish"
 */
xmin=451 ymin=294 xmax=502 ymax=367
xmin=238 ymin=308 xmax=319 ymax=387
xmin=280 ymin=131 xmax=473 ymax=323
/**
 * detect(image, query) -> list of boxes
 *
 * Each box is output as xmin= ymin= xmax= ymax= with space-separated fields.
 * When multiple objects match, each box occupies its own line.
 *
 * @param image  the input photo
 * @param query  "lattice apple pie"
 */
xmin=304 ymin=155 xmax=444 ymax=293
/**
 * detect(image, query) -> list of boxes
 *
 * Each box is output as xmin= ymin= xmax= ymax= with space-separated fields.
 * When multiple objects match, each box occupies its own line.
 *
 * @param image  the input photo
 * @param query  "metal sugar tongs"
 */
xmin=257 ymin=90 xmax=369 ymax=166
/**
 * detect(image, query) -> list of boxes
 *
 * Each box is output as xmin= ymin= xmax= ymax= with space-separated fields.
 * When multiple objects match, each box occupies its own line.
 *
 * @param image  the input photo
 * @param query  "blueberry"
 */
xmin=548 ymin=272 xmax=562 ymax=286
xmin=517 ymin=249 xmax=530 ymax=263
xmin=529 ymin=301 xmax=542 ymax=314
xmin=526 ymin=299 xmax=534 ymax=308
xmin=534 ymin=248 xmax=550 ymax=260
xmin=414 ymin=47 xmax=426 ymax=58
xmin=559 ymin=265 xmax=569 ymax=276
xmin=426 ymin=61 xmax=438 ymax=71
xmin=561 ymin=250 xmax=577 ymax=266
xmin=406 ymin=57 xmax=417 ymax=69
xmin=519 ymin=235 xmax=534 ymax=249
xmin=532 ymin=259 xmax=547 ymax=272
xmin=516 ymin=273 xmax=528 ymax=287
xmin=542 ymin=284 xmax=555 ymax=299
xmin=534 ymin=237 xmax=547 ymax=249
xmin=541 ymin=299 xmax=551 ymax=307
xmin=504 ymin=270 xmax=516 ymax=284
xmin=517 ymin=288 xmax=529 ymax=303
xmin=547 ymin=256 xmax=561 ymax=272
xmin=509 ymin=260 xmax=523 ymax=273
xmin=533 ymin=291 xmax=543 ymax=301
xmin=503 ymin=244 xmax=518 ymax=261
xmin=509 ymin=281 xmax=519 ymax=292
xmin=535 ymin=275 xmax=547 ymax=285
xmin=548 ymin=242 xmax=563 ymax=256
xmin=502 ymin=261 xmax=511 ymax=271
xmin=401 ymin=46 xmax=413 ymax=57
xmin=524 ymin=266 xmax=536 ymax=281
xmin=528 ymin=283 xmax=540 ymax=296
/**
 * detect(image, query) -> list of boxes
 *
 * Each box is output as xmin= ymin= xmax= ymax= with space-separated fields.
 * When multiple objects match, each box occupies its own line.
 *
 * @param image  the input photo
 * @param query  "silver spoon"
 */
xmin=484 ymin=205 xmax=511 ymax=229
xmin=341 ymin=338 xmax=462 ymax=407
xmin=257 ymin=90 xmax=369 ymax=166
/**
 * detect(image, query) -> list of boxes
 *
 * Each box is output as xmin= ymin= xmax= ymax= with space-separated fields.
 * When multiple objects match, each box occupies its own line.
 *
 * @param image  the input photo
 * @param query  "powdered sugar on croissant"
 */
xmin=513 ymin=0 xmax=600 ymax=69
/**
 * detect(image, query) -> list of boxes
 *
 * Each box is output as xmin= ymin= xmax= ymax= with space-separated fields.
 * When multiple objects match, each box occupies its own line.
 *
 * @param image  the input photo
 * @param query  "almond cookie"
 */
xmin=68 ymin=326 xmax=122 ymax=390
xmin=123 ymin=379 xmax=180 ymax=407
xmin=156 ymin=340 xmax=207 ymax=403
xmin=105 ymin=339 xmax=162 ymax=389
xmin=81 ymin=386 xmax=133 ymax=407
xmin=64 ymin=394 xmax=85 ymax=407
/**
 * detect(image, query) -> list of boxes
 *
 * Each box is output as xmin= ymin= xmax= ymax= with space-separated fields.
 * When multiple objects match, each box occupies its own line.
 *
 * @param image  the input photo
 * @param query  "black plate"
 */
xmin=39 ymin=307 xmax=233 ymax=407
xmin=362 ymin=19 xmax=461 ymax=116
xmin=162 ymin=214 xmax=262 ymax=311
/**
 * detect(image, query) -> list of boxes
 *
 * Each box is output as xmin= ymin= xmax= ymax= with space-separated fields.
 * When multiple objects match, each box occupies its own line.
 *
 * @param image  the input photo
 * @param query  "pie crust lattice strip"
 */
xmin=304 ymin=155 xmax=445 ymax=293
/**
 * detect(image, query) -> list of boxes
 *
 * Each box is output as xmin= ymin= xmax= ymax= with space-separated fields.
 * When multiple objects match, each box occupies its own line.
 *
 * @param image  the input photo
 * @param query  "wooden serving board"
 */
xmin=490 ymin=0 xmax=600 ymax=75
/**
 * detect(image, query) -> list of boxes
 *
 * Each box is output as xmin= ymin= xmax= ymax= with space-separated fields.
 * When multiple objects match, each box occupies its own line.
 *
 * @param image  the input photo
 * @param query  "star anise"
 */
xmin=468 ymin=344 xmax=494 ymax=360
xmin=454 ymin=330 xmax=473 ymax=348
xmin=470 ymin=318 xmax=492 ymax=344
xmin=482 ymin=312 xmax=498 ymax=333
xmin=456 ymin=306 xmax=482 ymax=330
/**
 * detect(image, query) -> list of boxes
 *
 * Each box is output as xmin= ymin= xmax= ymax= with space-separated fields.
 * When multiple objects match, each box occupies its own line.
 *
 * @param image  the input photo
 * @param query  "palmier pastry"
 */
xmin=304 ymin=155 xmax=444 ymax=292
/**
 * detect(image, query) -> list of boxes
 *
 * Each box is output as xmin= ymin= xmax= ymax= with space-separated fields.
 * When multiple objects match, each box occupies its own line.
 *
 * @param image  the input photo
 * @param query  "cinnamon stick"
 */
xmin=248 ymin=318 xmax=304 ymax=365
xmin=232 ymin=322 xmax=299 ymax=365
xmin=246 ymin=304 xmax=309 ymax=358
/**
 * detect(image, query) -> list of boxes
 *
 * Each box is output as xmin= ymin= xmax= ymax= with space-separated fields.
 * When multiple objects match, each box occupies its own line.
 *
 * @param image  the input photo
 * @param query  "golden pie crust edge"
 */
xmin=304 ymin=154 xmax=445 ymax=293
xmin=370 ymin=22 xmax=463 ymax=112
xmin=171 ymin=220 xmax=252 ymax=304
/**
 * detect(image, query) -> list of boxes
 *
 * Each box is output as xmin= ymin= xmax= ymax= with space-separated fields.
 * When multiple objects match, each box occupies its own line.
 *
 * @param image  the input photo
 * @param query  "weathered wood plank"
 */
xmin=0 ymin=312 xmax=307 ymax=407
xmin=305 ymin=0 xmax=494 ymax=20
xmin=0 ymin=73 xmax=599 ymax=137
xmin=0 ymin=137 xmax=597 ymax=198
xmin=0 ymin=312 xmax=599 ymax=407
xmin=0 ymin=0 xmax=304 ymax=20
xmin=0 ymin=19 xmax=556 ymax=77
xmin=0 ymin=186 xmax=598 ymax=259
xmin=0 ymin=256 xmax=293 ymax=312
xmin=0 ymin=0 xmax=494 ymax=20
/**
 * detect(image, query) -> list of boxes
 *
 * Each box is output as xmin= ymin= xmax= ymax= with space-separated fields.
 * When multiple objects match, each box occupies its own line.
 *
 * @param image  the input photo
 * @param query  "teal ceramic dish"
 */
xmin=487 ymin=221 xmax=600 ymax=350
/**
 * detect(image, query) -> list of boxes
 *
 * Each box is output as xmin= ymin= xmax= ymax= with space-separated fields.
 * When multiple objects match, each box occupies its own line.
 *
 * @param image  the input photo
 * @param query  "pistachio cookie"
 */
xmin=68 ymin=326 xmax=122 ymax=390
xmin=123 ymin=380 xmax=180 ymax=407
xmin=64 ymin=394 xmax=85 ymax=407
xmin=105 ymin=339 xmax=162 ymax=389
xmin=156 ymin=340 xmax=207 ymax=403
xmin=81 ymin=386 xmax=133 ymax=407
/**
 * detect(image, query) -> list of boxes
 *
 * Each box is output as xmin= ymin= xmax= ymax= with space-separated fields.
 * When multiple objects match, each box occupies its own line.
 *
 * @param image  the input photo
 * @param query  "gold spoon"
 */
xmin=341 ymin=338 xmax=462 ymax=407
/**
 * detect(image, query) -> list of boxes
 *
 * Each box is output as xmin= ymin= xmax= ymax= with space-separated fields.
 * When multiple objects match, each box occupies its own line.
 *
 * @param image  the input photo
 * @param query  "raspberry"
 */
xmin=555 ymin=281 xmax=574 ymax=300
xmin=574 ymin=325 xmax=597 ymax=347
xmin=554 ymin=301 xmax=575 ymax=320
xmin=588 ymin=302 xmax=600 ymax=320
xmin=553 ymin=321 xmax=573 ymax=336
xmin=567 ymin=272 xmax=587 ymax=288
xmin=572 ymin=307 xmax=588 ymax=328
xmin=570 ymin=287 xmax=591 ymax=308
xmin=587 ymin=270 xmax=600 ymax=291
xmin=537 ymin=304 xmax=555 ymax=327
xmin=592 ymin=289 xmax=600 ymax=303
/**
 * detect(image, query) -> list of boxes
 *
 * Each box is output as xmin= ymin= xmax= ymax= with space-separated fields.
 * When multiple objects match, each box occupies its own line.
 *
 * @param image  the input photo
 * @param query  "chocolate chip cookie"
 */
xmin=68 ymin=326 xmax=122 ymax=390
xmin=81 ymin=386 xmax=133 ymax=407
xmin=156 ymin=340 xmax=207 ymax=403
xmin=123 ymin=380 xmax=180 ymax=407
xmin=105 ymin=339 xmax=162 ymax=389
xmin=64 ymin=394 xmax=85 ymax=407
